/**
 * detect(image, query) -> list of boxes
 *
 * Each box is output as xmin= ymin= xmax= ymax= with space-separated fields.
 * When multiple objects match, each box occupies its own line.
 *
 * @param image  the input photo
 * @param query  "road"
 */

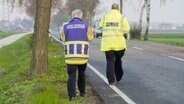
xmin=86 ymin=38 xmax=184 ymax=104
xmin=0 ymin=32 xmax=32 ymax=48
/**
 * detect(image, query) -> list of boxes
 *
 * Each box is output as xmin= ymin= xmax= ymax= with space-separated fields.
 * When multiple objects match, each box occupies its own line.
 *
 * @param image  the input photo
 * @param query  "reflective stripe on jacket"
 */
xmin=64 ymin=41 xmax=89 ymax=59
xmin=99 ymin=10 xmax=130 ymax=52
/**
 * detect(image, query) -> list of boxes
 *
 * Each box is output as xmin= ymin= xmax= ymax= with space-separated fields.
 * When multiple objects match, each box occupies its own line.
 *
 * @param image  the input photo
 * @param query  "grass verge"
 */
xmin=0 ymin=31 xmax=14 ymax=39
xmin=0 ymin=36 xmax=102 ymax=104
xmin=146 ymin=33 xmax=184 ymax=46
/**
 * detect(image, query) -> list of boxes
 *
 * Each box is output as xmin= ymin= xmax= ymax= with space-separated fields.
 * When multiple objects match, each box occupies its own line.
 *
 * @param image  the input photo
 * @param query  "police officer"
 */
xmin=60 ymin=9 xmax=94 ymax=100
xmin=99 ymin=3 xmax=130 ymax=85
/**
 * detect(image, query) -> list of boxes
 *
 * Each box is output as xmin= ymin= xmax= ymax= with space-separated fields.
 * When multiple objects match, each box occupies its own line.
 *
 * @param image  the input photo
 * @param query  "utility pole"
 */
xmin=120 ymin=0 xmax=123 ymax=14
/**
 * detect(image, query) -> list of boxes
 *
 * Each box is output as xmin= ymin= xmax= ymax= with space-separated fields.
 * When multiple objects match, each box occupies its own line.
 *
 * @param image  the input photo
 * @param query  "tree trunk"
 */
xmin=144 ymin=0 xmax=151 ymax=41
xmin=120 ymin=0 xmax=123 ymax=14
xmin=31 ymin=0 xmax=52 ymax=74
xmin=138 ymin=0 xmax=146 ymax=40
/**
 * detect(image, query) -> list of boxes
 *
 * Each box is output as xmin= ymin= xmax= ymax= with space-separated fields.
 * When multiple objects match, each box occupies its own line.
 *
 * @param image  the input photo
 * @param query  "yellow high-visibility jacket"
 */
xmin=99 ymin=9 xmax=130 ymax=52
xmin=60 ymin=18 xmax=94 ymax=64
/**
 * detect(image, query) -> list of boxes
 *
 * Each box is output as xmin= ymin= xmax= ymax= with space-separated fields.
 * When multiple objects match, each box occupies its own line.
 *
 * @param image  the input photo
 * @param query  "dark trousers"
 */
xmin=67 ymin=63 xmax=87 ymax=97
xmin=105 ymin=49 xmax=125 ymax=84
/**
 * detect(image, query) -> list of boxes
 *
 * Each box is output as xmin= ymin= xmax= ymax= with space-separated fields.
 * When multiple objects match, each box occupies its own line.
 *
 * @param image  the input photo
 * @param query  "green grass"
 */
xmin=0 ymin=36 xmax=33 ymax=103
xmin=147 ymin=33 xmax=184 ymax=46
xmin=0 ymin=36 xmax=101 ymax=104
xmin=0 ymin=31 xmax=14 ymax=39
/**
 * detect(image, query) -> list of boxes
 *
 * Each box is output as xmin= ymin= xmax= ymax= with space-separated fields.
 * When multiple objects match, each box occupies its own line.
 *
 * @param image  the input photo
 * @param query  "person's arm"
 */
xmin=124 ymin=33 xmax=127 ymax=39
xmin=60 ymin=27 xmax=65 ymax=42
xmin=98 ymin=18 xmax=104 ymax=28
xmin=122 ymin=17 xmax=130 ymax=35
xmin=87 ymin=26 xmax=94 ymax=42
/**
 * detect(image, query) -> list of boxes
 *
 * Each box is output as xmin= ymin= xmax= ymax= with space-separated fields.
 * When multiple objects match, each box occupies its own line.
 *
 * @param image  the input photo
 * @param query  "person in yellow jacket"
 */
xmin=60 ymin=9 xmax=94 ymax=100
xmin=99 ymin=3 xmax=130 ymax=85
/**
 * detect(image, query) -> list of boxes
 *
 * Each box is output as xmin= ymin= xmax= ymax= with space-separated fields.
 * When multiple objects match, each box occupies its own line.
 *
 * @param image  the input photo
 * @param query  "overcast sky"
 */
xmin=0 ymin=0 xmax=184 ymax=25
xmin=96 ymin=0 xmax=184 ymax=25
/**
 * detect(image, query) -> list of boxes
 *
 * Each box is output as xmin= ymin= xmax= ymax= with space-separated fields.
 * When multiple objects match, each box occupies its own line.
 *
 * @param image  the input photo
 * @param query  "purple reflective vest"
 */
xmin=63 ymin=18 xmax=89 ymax=59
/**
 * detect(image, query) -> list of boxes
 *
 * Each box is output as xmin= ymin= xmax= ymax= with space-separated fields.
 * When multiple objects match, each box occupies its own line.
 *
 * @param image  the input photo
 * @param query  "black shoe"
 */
xmin=109 ymin=82 xmax=115 ymax=86
xmin=80 ymin=93 xmax=85 ymax=97
xmin=116 ymin=81 xmax=121 ymax=84
xmin=69 ymin=96 xmax=75 ymax=101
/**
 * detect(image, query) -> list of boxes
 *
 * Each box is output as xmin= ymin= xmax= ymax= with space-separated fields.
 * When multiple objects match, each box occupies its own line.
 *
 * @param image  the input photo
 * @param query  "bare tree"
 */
xmin=144 ymin=0 xmax=151 ymax=40
xmin=65 ymin=0 xmax=99 ymax=23
xmin=138 ymin=1 xmax=146 ymax=38
xmin=25 ymin=0 xmax=62 ymax=19
xmin=137 ymin=0 xmax=171 ymax=41
xmin=137 ymin=0 xmax=151 ymax=41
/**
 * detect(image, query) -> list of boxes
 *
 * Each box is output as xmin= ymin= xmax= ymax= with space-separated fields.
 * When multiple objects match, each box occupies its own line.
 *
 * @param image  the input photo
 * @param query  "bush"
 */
xmin=129 ymin=24 xmax=141 ymax=40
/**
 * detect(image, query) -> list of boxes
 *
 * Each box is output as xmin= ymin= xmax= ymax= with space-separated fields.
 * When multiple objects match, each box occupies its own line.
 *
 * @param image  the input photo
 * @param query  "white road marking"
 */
xmin=132 ymin=47 xmax=143 ymax=51
xmin=167 ymin=56 xmax=184 ymax=62
xmin=87 ymin=63 xmax=136 ymax=104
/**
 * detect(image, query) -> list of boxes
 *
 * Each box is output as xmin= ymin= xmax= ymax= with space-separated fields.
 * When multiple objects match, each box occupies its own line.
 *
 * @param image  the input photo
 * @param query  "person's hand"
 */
xmin=124 ymin=34 xmax=127 ymax=39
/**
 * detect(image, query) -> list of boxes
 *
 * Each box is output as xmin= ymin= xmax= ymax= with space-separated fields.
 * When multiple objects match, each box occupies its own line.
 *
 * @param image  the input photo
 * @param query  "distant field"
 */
xmin=0 ymin=31 xmax=14 ymax=39
xmin=145 ymin=32 xmax=184 ymax=46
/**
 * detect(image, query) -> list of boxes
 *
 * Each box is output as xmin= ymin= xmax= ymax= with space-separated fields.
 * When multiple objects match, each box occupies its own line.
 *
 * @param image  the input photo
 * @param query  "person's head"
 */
xmin=111 ymin=3 xmax=119 ymax=10
xmin=71 ymin=9 xmax=83 ymax=19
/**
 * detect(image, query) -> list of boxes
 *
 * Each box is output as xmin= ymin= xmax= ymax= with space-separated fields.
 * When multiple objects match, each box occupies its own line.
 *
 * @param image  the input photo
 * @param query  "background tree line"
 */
xmin=25 ymin=0 xmax=99 ymax=28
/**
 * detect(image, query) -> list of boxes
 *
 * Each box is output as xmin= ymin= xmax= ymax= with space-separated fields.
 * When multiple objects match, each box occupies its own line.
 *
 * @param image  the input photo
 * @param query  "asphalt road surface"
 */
xmin=86 ymin=38 xmax=184 ymax=104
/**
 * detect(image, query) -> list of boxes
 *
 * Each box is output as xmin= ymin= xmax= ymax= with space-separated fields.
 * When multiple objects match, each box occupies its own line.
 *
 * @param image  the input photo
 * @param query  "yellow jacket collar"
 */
xmin=109 ymin=9 xmax=121 ymax=15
